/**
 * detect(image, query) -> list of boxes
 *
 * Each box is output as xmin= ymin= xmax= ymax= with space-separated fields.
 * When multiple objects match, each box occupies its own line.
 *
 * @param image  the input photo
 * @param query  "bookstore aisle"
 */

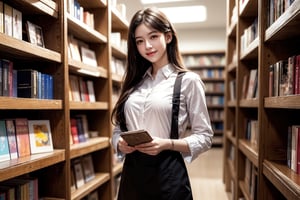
xmin=186 ymin=147 xmax=228 ymax=200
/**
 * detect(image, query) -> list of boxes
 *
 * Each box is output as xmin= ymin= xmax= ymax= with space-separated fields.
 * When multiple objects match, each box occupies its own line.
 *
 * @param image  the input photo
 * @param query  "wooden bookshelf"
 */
xmin=0 ymin=0 xmax=128 ymax=199
xmin=182 ymin=51 xmax=225 ymax=147
xmin=224 ymin=0 xmax=300 ymax=199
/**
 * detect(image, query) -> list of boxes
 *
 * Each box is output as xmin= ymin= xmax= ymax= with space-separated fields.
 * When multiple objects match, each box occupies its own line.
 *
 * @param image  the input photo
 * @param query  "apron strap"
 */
xmin=170 ymin=71 xmax=186 ymax=139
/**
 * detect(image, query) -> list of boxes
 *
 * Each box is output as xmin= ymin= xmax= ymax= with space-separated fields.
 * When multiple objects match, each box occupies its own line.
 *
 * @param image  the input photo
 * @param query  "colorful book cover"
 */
xmin=14 ymin=118 xmax=31 ymax=157
xmin=5 ymin=119 xmax=18 ymax=159
xmin=0 ymin=120 xmax=10 ymax=162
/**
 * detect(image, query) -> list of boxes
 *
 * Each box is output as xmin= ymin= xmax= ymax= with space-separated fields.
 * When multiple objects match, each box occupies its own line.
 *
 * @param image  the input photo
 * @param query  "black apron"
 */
xmin=117 ymin=72 xmax=193 ymax=200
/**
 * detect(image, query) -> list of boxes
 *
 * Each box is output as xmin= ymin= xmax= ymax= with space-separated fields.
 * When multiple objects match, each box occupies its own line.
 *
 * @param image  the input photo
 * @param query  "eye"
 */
xmin=136 ymin=39 xmax=143 ymax=45
xmin=150 ymin=34 xmax=158 ymax=40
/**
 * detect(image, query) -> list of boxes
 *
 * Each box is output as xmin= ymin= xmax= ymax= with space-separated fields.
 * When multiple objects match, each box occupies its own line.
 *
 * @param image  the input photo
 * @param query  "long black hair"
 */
xmin=111 ymin=7 xmax=187 ymax=129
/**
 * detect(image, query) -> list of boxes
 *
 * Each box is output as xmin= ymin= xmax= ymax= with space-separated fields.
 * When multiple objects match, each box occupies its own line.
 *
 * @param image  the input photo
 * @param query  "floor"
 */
xmin=186 ymin=147 xmax=229 ymax=200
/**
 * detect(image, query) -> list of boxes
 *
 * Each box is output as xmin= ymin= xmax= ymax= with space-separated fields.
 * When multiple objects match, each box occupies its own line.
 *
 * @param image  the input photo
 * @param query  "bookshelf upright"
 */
xmin=224 ymin=0 xmax=300 ymax=199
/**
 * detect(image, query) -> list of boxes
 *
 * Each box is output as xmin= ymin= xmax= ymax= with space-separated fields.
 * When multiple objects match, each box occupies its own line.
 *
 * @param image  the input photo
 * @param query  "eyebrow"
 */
xmin=135 ymin=30 xmax=159 ymax=40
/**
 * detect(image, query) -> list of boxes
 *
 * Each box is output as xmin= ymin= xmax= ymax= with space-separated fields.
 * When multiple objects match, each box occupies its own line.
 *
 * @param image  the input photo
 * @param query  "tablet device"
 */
xmin=120 ymin=129 xmax=153 ymax=146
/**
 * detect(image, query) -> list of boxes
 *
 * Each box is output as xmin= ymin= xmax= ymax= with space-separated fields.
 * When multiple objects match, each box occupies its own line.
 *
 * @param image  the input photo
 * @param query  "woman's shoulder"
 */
xmin=182 ymin=71 xmax=202 ymax=81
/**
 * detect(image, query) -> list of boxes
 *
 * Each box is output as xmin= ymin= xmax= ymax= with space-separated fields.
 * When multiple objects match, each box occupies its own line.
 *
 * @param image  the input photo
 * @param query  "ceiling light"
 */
xmin=141 ymin=0 xmax=189 ymax=4
xmin=159 ymin=6 xmax=207 ymax=24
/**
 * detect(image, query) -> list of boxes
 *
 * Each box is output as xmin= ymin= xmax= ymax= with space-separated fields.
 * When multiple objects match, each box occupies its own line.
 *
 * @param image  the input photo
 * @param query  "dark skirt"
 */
xmin=117 ymin=150 xmax=193 ymax=200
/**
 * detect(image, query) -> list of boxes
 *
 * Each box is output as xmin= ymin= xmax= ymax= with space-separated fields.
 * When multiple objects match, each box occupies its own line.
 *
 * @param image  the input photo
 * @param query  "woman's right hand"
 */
xmin=118 ymin=137 xmax=136 ymax=154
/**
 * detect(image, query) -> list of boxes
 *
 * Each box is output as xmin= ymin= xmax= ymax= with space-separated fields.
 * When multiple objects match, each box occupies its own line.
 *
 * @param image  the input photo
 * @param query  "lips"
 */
xmin=146 ymin=51 xmax=156 ymax=57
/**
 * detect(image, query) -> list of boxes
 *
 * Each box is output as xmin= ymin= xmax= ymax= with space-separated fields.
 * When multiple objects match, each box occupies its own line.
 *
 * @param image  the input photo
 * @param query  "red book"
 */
xmin=70 ymin=118 xmax=79 ymax=144
xmin=14 ymin=118 xmax=31 ymax=157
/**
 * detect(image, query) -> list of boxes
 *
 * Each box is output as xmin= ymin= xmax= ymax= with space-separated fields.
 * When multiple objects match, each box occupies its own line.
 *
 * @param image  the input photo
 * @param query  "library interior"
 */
xmin=0 ymin=0 xmax=299 ymax=200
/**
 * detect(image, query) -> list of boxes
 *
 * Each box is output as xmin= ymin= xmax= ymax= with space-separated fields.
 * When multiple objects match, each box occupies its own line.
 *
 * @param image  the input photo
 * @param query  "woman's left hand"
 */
xmin=135 ymin=137 xmax=171 ymax=155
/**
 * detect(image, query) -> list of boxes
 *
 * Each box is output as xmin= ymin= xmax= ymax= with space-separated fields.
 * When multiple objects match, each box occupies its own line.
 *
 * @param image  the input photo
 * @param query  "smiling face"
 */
xmin=134 ymin=23 xmax=172 ymax=70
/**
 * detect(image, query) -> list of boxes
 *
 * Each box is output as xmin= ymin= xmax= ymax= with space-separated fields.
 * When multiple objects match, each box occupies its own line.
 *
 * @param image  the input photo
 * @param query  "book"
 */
xmin=75 ymin=116 xmax=86 ymax=143
xmin=0 ymin=120 xmax=10 ymax=162
xmin=12 ymin=8 xmax=22 ymax=40
xmin=14 ymin=118 xmax=31 ymax=157
xmin=68 ymin=35 xmax=81 ymax=62
xmin=69 ymin=75 xmax=81 ymax=101
xmin=121 ymin=129 xmax=153 ymax=146
xmin=80 ymin=46 xmax=97 ymax=67
xmin=0 ymin=186 xmax=15 ymax=200
xmin=246 ymin=69 xmax=258 ymax=99
xmin=73 ymin=159 xmax=85 ymax=188
xmin=28 ymin=120 xmax=53 ymax=154
xmin=86 ymin=80 xmax=96 ymax=102
xmin=26 ymin=21 xmax=45 ymax=47
xmin=76 ymin=114 xmax=89 ymax=140
xmin=81 ymin=154 xmax=95 ymax=182
xmin=4 ymin=4 xmax=13 ymax=36
xmin=5 ymin=119 xmax=18 ymax=159
xmin=17 ymin=69 xmax=38 ymax=98
xmin=2 ymin=59 xmax=13 ymax=97
xmin=70 ymin=118 xmax=79 ymax=144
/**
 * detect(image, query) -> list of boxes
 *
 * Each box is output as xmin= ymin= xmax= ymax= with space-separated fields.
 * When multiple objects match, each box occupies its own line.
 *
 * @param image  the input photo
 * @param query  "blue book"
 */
xmin=0 ymin=120 xmax=10 ymax=162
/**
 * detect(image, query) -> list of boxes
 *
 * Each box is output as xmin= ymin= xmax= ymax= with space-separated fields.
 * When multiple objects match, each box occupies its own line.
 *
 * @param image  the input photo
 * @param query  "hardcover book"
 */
xmin=17 ymin=69 xmax=38 ymax=98
xmin=121 ymin=130 xmax=153 ymax=146
xmin=73 ymin=159 xmax=85 ymax=188
xmin=14 ymin=118 xmax=31 ymax=157
xmin=4 ymin=4 xmax=13 ymax=36
xmin=12 ymin=8 xmax=22 ymax=40
xmin=5 ymin=119 xmax=18 ymax=159
xmin=0 ymin=2 xmax=3 ymax=33
xmin=0 ymin=120 xmax=10 ymax=162
xmin=81 ymin=154 xmax=95 ymax=182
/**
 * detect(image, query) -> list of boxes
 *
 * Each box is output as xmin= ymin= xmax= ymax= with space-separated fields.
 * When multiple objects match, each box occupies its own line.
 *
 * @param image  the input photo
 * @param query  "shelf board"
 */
xmin=13 ymin=0 xmax=58 ymax=18
xmin=239 ymin=98 xmax=259 ymax=108
xmin=240 ymin=37 xmax=259 ymax=60
xmin=263 ymin=160 xmax=300 ymax=200
xmin=71 ymin=172 xmax=110 ymax=200
xmin=239 ymin=139 xmax=258 ymax=167
xmin=227 ymin=20 xmax=237 ymax=37
xmin=112 ymin=162 xmax=123 ymax=177
xmin=264 ymin=96 xmax=300 ymax=109
xmin=227 ymin=100 xmax=237 ymax=107
xmin=239 ymin=180 xmax=251 ymax=200
xmin=111 ymin=44 xmax=127 ymax=59
xmin=69 ymin=59 xmax=108 ymax=78
xmin=0 ymin=97 xmax=63 ymax=110
xmin=68 ymin=15 xmax=107 ymax=43
xmin=265 ymin=0 xmax=300 ymax=41
xmin=111 ymin=7 xmax=129 ymax=30
xmin=69 ymin=101 xmax=109 ymax=110
xmin=0 ymin=34 xmax=61 ymax=63
xmin=77 ymin=0 xmax=106 ymax=8
xmin=0 ymin=149 xmax=65 ymax=181
xmin=239 ymin=0 xmax=258 ymax=17
xmin=227 ymin=158 xmax=237 ymax=181
xmin=111 ymin=73 xmax=123 ymax=83
xmin=70 ymin=137 xmax=110 ymax=159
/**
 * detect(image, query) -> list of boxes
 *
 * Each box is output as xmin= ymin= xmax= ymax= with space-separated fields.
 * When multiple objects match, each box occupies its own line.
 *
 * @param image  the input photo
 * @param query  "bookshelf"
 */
xmin=0 ymin=0 xmax=128 ymax=200
xmin=224 ymin=0 xmax=300 ymax=199
xmin=182 ymin=51 xmax=225 ymax=147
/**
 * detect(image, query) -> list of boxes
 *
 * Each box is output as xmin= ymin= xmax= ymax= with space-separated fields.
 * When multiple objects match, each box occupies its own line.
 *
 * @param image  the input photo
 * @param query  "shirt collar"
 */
xmin=144 ymin=63 xmax=176 ymax=79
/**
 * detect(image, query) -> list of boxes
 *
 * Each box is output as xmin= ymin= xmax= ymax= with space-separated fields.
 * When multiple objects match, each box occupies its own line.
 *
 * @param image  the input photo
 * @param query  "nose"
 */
xmin=145 ymin=40 xmax=152 ymax=49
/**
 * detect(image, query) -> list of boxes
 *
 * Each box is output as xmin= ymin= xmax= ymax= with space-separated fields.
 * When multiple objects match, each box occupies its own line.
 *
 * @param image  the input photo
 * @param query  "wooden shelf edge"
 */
xmin=0 ymin=149 xmax=65 ymax=181
xmin=69 ymin=101 xmax=109 ymax=110
xmin=111 ymin=44 xmax=127 ymax=59
xmin=0 ymin=34 xmax=61 ymax=63
xmin=263 ymin=160 xmax=300 ymax=199
xmin=239 ymin=98 xmax=259 ymax=108
xmin=70 ymin=137 xmax=110 ymax=159
xmin=22 ymin=0 xmax=58 ymax=18
xmin=240 ymin=37 xmax=259 ymax=60
xmin=111 ymin=8 xmax=129 ymax=30
xmin=112 ymin=162 xmax=123 ymax=177
xmin=264 ymin=96 xmax=300 ymax=109
xmin=69 ymin=59 xmax=108 ymax=78
xmin=239 ymin=139 xmax=259 ymax=167
xmin=0 ymin=97 xmax=63 ymax=110
xmin=71 ymin=172 xmax=110 ymax=200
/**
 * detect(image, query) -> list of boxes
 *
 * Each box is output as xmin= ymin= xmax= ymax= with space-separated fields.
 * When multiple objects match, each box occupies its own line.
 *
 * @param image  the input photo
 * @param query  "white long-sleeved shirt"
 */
xmin=112 ymin=64 xmax=213 ymax=163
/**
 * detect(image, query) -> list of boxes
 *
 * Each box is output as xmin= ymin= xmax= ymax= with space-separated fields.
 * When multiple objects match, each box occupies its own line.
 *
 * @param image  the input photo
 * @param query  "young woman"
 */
xmin=111 ymin=7 xmax=213 ymax=200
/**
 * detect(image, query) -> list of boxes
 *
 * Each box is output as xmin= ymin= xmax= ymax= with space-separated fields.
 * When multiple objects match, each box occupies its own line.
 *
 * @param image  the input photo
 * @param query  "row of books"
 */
xmin=71 ymin=154 xmax=95 ymax=190
xmin=287 ymin=125 xmax=300 ymax=174
xmin=245 ymin=119 xmax=258 ymax=147
xmin=68 ymin=35 xmax=98 ymax=67
xmin=242 ymin=69 xmax=258 ymax=99
xmin=0 ymin=118 xmax=53 ymax=162
xmin=208 ymin=110 xmax=224 ymax=121
xmin=205 ymin=83 xmax=224 ymax=93
xmin=70 ymin=115 xmax=90 ymax=145
xmin=69 ymin=75 xmax=96 ymax=102
xmin=268 ymin=0 xmax=295 ymax=27
xmin=67 ymin=0 xmax=95 ymax=29
xmin=240 ymin=17 xmax=258 ymax=54
xmin=183 ymin=54 xmax=226 ymax=67
xmin=269 ymin=55 xmax=300 ymax=97
xmin=0 ymin=176 xmax=38 ymax=200
xmin=111 ymin=32 xmax=127 ymax=53
xmin=244 ymin=158 xmax=258 ymax=200
xmin=194 ymin=69 xmax=225 ymax=79
xmin=0 ymin=2 xmax=46 ymax=48
xmin=0 ymin=2 xmax=22 ymax=40
xmin=206 ymin=96 xmax=224 ymax=106
xmin=111 ymin=56 xmax=125 ymax=77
